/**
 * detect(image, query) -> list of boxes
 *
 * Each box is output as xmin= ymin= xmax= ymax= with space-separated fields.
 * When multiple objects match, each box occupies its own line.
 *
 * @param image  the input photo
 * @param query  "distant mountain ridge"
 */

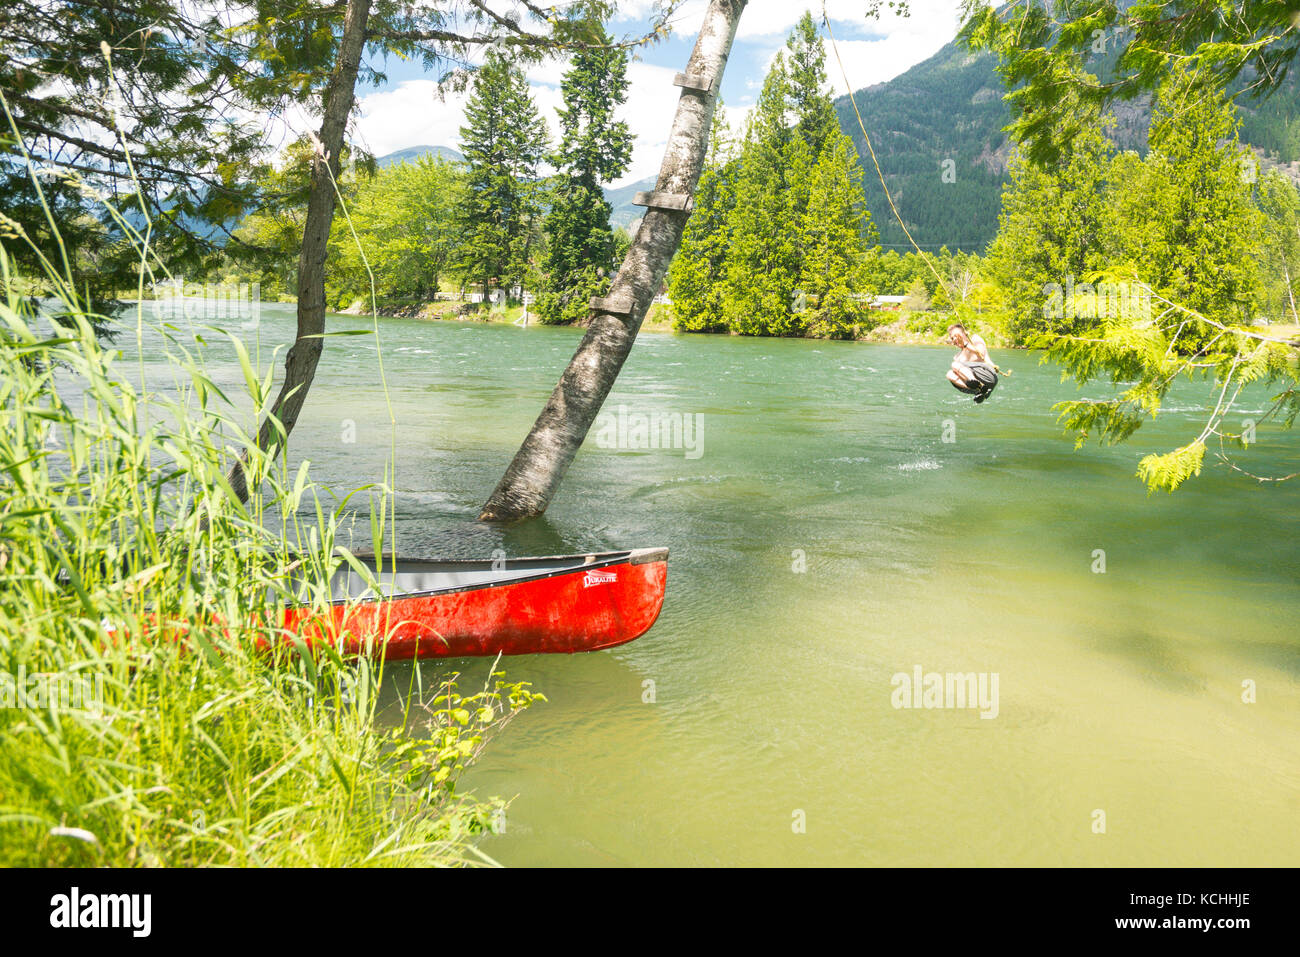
xmin=834 ymin=35 xmax=1300 ymax=252
xmin=376 ymin=144 xmax=464 ymax=167
xmin=604 ymin=177 xmax=655 ymax=229
xmin=374 ymin=144 xmax=650 ymax=230
xmin=374 ymin=55 xmax=1300 ymax=255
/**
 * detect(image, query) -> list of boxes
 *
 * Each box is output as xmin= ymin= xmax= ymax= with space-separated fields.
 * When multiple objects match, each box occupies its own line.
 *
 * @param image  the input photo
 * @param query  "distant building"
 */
xmin=869 ymin=295 xmax=907 ymax=311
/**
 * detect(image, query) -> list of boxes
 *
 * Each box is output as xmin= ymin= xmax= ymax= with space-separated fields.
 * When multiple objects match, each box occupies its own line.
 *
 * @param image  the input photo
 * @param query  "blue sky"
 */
xmin=332 ymin=1 xmax=968 ymax=187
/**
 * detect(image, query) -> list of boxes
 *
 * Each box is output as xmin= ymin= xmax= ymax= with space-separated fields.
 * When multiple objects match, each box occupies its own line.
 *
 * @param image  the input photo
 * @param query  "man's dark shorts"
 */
xmin=954 ymin=361 xmax=998 ymax=395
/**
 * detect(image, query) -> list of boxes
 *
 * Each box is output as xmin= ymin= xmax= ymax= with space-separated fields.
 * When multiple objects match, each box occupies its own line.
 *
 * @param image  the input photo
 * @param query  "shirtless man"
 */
xmin=945 ymin=323 xmax=998 ymax=403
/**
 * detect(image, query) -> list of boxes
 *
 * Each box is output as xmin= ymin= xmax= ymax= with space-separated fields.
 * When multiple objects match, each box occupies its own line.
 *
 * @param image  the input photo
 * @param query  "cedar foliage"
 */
xmin=982 ymin=68 xmax=1300 ymax=491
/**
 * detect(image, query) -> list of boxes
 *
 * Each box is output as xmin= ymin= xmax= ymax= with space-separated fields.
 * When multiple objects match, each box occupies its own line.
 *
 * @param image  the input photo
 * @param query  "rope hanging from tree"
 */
xmin=822 ymin=6 xmax=1010 ymax=377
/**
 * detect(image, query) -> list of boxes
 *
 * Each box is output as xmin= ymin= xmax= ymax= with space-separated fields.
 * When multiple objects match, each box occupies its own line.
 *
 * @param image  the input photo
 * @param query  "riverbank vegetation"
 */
xmin=0 ymin=198 xmax=544 ymax=864
xmin=962 ymin=2 xmax=1300 ymax=490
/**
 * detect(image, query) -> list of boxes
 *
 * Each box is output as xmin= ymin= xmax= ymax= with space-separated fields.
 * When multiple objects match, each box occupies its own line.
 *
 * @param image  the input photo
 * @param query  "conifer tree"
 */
xmin=798 ymin=134 xmax=874 ymax=337
xmin=785 ymin=11 xmax=839 ymax=156
xmin=668 ymin=110 xmax=738 ymax=332
xmin=719 ymin=59 xmax=801 ymax=335
xmin=670 ymin=12 xmax=874 ymax=339
xmin=1118 ymin=67 xmax=1263 ymax=345
xmin=535 ymin=27 xmax=633 ymax=324
xmin=456 ymin=50 xmax=548 ymax=301
xmin=983 ymin=125 xmax=1117 ymax=343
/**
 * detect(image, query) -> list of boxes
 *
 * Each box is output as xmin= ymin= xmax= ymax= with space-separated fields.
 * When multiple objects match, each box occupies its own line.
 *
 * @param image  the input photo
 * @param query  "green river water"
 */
xmin=142 ymin=302 xmax=1300 ymax=866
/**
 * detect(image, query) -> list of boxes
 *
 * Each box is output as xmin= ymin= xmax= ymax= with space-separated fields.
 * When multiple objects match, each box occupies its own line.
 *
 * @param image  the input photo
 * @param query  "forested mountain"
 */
xmin=837 ymin=35 xmax=1300 ymax=253
xmin=603 ymin=177 xmax=655 ymax=228
xmin=376 ymin=144 xmax=464 ymax=167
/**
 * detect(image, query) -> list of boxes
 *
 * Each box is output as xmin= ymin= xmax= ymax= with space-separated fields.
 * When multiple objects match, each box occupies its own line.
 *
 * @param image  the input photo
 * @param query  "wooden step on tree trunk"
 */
xmin=479 ymin=0 xmax=748 ymax=522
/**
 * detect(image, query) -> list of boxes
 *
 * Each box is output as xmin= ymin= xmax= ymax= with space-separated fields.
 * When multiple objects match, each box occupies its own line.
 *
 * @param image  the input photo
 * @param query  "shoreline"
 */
xmin=333 ymin=297 xmax=968 ymax=345
xmin=335 ymin=297 xmax=680 ymax=332
xmin=127 ymin=295 xmax=1300 ymax=350
xmin=331 ymin=296 xmax=997 ymax=345
xmin=125 ymin=294 xmax=990 ymax=346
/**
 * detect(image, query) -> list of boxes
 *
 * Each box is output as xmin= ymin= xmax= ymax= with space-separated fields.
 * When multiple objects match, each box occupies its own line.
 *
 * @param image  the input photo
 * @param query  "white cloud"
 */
xmin=612 ymin=62 xmax=686 ymax=186
xmin=738 ymin=0 xmax=963 ymax=40
xmin=338 ymin=0 xmax=967 ymax=174
xmin=348 ymin=81 xmax=469 ymax=158
xmin=346 ymin=60 xmax=682 ymax=188
xmin=818 ymin=31 xmax=947 ymax=94
xmin=612 ymin=0 xmax=709 ymax=40
xmin=741 ymin=0 xmax=965 ymax=89
xmin=524 ymin=57 xmax=570 ymax=88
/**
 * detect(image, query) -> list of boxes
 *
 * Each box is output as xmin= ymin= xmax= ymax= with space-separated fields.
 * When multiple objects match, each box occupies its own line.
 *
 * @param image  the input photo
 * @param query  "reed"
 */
xmin=0 ymin=108 xmax=539 ymax=867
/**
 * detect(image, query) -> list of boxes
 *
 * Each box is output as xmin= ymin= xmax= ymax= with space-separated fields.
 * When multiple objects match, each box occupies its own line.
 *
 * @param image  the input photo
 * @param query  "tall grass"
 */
xmin=0 ymin=125 xmax=539 ymax=868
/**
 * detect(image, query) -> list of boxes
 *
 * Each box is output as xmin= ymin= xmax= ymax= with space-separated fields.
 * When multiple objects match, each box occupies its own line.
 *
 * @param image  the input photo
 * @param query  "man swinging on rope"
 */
xmin=946 ymin=323 xmax=998 ymax=403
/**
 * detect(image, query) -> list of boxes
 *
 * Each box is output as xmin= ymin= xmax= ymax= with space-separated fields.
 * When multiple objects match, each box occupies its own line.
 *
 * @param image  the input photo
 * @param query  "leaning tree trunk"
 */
xmin=479 ymin=0 xmax=747 ymax=522
xmin=226 ymin=0 xmax=372 ymax=504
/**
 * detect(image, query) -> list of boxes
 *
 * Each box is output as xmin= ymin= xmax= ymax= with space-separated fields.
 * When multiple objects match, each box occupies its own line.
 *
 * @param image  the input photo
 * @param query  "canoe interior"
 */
xmin=329 ymin=547 xmax=667 ymax=601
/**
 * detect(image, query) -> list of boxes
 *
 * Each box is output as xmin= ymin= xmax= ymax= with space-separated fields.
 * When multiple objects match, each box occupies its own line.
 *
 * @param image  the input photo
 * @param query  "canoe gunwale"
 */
xmin=325 ymin=548 xmax=666 ymax=606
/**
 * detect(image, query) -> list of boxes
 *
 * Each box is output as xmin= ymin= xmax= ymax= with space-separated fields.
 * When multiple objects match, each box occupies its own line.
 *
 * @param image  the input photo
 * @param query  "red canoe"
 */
xmin=280 ymin=548 xmax=668 ymax=659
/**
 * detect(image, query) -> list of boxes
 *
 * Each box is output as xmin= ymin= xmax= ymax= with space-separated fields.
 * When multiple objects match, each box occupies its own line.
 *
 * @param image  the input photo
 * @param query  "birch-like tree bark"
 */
xmin=479 ymin=0 xmax=748 ymax=521
xmin=226 ymin=0 xmax=371 ymax=504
